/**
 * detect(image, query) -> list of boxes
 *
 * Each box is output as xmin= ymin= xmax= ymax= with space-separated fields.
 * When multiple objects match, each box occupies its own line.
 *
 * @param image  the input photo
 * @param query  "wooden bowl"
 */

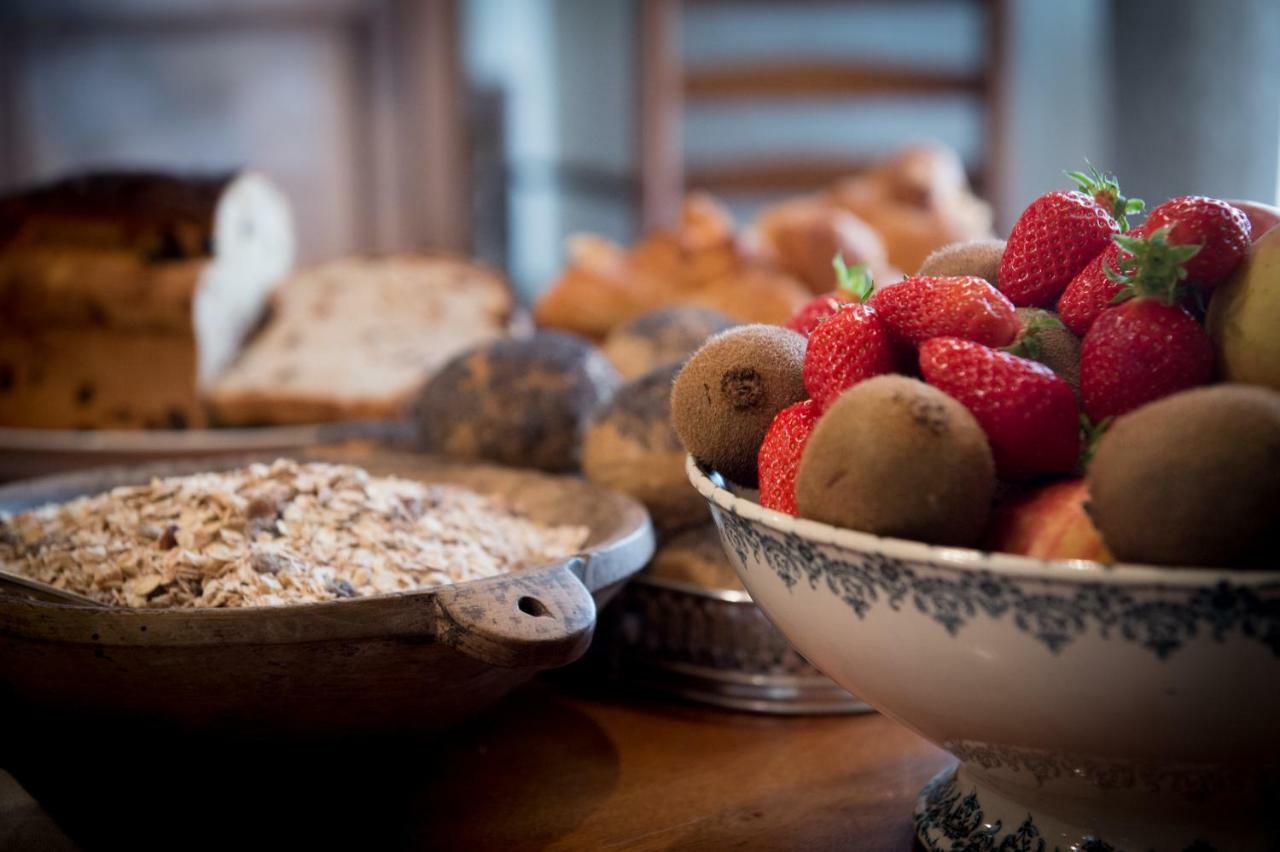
xmin=0 ymin=451 xmax=653 ymax=738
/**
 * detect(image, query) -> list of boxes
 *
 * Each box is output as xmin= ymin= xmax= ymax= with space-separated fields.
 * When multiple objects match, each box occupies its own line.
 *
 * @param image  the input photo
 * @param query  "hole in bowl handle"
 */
xmin=432 ymin=557 xmax=597 ymax=669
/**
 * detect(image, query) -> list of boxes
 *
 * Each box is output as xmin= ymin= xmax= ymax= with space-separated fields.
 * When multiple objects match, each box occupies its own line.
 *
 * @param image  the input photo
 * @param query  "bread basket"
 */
xmin=600 ymin=573 xmax=870 ymax=714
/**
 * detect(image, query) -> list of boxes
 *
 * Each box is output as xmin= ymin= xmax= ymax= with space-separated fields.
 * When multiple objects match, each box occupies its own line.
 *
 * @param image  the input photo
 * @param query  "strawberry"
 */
xmin=784 ymin=260 xmax=870 ymax=335
xmin=1077 ymin=226 xmax=1213 ymax=420
xmin=757 ymin=399 xmax=821 ymax=515
xmin=919 ymin=337 xmax=1081 ymax=478
xmin=998 ymin=167 xmax=1137 ymax=307
xmin=869 ymin=274 xmax=1019 ymax=349
xmin=1143 ymin=195 xmax=1251 ymax=289
xmin=785 ymin=292 xmax=849 ymax=336
xmin=802 ymin=257 xmax=900 ymax=409
xmin=1080 ymin=299 xmax=1213 ymax=421
xmin=1057 ymin=221 xmax=1156 ymax=336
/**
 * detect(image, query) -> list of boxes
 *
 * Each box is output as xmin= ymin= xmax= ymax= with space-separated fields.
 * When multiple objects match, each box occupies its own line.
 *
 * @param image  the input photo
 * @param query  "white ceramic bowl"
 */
xmin=687 ymin=457 xmax=1280 ymax=852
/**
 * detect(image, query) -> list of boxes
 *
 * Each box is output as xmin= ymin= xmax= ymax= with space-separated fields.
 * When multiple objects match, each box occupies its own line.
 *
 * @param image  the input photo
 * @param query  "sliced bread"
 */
xmin=207 ymin=255 xmax=513 ymax=425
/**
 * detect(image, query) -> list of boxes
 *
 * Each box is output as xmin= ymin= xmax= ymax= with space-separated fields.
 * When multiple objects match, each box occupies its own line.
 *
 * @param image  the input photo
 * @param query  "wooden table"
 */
xmin=1 ymin=682 xmax=949 ymax=851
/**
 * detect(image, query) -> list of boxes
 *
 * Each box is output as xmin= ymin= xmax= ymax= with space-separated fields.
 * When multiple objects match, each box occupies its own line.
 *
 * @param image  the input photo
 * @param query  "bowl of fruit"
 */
xmin=673 ymin=172 xmax=1280 ymax=851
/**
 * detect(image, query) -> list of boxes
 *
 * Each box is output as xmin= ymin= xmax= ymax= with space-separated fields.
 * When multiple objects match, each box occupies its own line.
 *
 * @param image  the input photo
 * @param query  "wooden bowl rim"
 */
xmin=0 ymin=451 xmax=654 ymax=646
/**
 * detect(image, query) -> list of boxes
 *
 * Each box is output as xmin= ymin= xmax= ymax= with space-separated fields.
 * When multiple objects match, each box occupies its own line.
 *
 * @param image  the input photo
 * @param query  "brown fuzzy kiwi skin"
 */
xmin=670 ymin=324 xmax=807 ymax=485
xmin=795 ymin=375 xmax=995 ymax=546
xmin=916 ymin=239 xmax=1006 ymax=284
xmin=1012 ymin=307 xmax=1082 ymax=396
xmin=1086 ymin=384 xmax=1280 ymax=567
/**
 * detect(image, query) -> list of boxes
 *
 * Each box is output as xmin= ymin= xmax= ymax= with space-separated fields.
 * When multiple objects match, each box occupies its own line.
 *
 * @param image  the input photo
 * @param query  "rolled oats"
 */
xmin=0 ymin=460 xmax=588 ymax=608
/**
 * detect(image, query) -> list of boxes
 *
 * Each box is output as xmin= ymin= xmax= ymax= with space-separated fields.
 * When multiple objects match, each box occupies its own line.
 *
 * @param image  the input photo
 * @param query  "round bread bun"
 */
xmin=602 ymin=306 xmax=739 ymax=380
xmin=415 ymin=331 xmax=620 ymax=472
xmin=646 ymin=524 xmax=744 ymax=591
xmin=753 ymin=197 xmax=896 ymax=293
xmin=582 ymin=363 xmax=706 ymax=535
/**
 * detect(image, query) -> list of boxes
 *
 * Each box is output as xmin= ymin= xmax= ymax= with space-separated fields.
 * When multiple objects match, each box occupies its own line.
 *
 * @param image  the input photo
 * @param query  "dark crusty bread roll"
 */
xmin=415 ymin=332 xmax=621 ymax=472
xmin=601 ymin=306 xmax=738 ymax=380
xmin=582 ymin=362 xmax=705 ymax=535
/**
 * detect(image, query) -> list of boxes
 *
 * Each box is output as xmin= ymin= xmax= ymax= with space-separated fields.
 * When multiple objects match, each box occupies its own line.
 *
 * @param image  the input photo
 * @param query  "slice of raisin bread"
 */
xmin=207 ymin=256 xmax=513 ymax=425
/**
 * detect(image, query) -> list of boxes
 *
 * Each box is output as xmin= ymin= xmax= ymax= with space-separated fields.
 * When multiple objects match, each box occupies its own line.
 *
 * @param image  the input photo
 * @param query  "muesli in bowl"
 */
xmin=0 ymin=452 xmax=653 ymax=738
xmin=1 ymin=459 xmax=587 ymax=608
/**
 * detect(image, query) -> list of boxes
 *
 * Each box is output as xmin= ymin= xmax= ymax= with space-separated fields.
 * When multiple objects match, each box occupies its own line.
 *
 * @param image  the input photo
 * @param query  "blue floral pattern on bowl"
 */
xmin=716 ymin=509 xmax=1280 ymax=660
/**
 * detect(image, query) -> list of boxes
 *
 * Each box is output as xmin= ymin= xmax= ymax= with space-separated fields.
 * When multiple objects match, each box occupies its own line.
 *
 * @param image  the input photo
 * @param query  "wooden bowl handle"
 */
xmin=432 ymin=557 xmax=597 ymax=669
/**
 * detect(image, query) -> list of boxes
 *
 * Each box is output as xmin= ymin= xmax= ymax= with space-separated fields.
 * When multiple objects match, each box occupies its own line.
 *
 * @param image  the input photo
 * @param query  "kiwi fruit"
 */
xmin=415 ymin=332 xmax=620 ymax=472
xmin=1011 ymin=308 xmax=1082 ymax=396
xmin=1087 ymin=384 xmax=1280 ymax=567
xmin=795 ymin=375 xmax=995 ymax=546
xmin=602 ymin=306 xmax=738 ymax=380
xmin=916 ymin=239 xmax=1006 ymax=284
xmin=670 ymin=324 xmax=807 ymax=485
xmin=582 ymin=363 xmax=705 ymax=535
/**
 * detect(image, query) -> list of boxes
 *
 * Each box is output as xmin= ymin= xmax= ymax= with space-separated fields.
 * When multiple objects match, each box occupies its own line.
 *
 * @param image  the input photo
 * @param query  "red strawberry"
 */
xmin=998 ymin=168 xmax=1136 ymax=307
xmin=757 ymin=399 xmax=821 ymax=515
xmin=869 ymin=275 xmax=1019 ymax=349
xmin=785 ymin=292 xmax=850 ymax=336
xmin=919 ymin=338 xmax=1081 ymax=478
xmin=803 ymin=304 xmax=899 ymax=409
xmin=784 ymin=260 xmax=872 ymax=335
xmin=1057 ymin=221 xmax=1156 ymax=336
xmin=1080 ymin=300 xmax=1213 ymax=421
xmin=802 ymin=257 xmax=900 ymax=408
xmin=1143 ymin=195 xmax=1251 ymax=289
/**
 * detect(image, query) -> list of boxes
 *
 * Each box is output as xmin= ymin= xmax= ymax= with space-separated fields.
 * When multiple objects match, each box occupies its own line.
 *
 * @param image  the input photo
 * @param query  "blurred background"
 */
xmin=1 ymin=0 xmax=1278 ymax=299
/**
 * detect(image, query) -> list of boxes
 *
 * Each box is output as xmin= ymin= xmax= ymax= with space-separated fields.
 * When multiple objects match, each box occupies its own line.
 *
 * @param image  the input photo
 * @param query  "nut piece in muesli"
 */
xmin=0 ymin=460 xmax=588 ymax=608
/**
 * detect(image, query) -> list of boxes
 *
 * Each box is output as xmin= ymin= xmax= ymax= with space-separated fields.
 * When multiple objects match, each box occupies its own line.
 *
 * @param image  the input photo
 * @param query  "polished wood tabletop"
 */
xmin=1 ymin=681 xmax=949 ymax=851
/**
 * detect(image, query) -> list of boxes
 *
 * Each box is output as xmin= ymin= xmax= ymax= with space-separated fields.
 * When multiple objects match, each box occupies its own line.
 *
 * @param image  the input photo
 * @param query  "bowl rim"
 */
xmin=686 ymin=455 xmax=1280 ymax=587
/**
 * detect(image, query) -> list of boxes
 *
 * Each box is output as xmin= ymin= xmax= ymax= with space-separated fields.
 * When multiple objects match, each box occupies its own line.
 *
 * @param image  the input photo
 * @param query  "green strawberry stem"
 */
xmin=1066 ymin=163 xmax=1144 ymax=231
xmin=1103 ymin=226 xmax=1202 ymax=306
xmin=1079 ymin=414 xmax=1112 ymax=471
xmin=1003 ymin=311 xmax=1065 ymax=361
xmin=832 ymin=254 xmax=874 ymax=302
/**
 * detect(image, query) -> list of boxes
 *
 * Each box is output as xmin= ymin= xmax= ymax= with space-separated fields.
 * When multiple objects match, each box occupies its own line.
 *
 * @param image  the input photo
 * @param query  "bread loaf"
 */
xmin=208 ymin=256 xmax=513 ymax=425
xmin=0 ymin=328 xmax=203 ymax=429
xmin=1 ymin=171 xmax=259 ymax=258
xmin=0 ymin=172 xmax=293 ymax=429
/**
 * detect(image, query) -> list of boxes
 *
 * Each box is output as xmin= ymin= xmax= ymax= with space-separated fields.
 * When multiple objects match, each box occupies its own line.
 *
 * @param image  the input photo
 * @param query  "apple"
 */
xmin=1226 ymin=199 xmax=1280 ymax=243
xmin=1207 ymin=225 xmax=1280 ymax=391
xmin=983 ymin=479 xmax=1112 ymax=562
